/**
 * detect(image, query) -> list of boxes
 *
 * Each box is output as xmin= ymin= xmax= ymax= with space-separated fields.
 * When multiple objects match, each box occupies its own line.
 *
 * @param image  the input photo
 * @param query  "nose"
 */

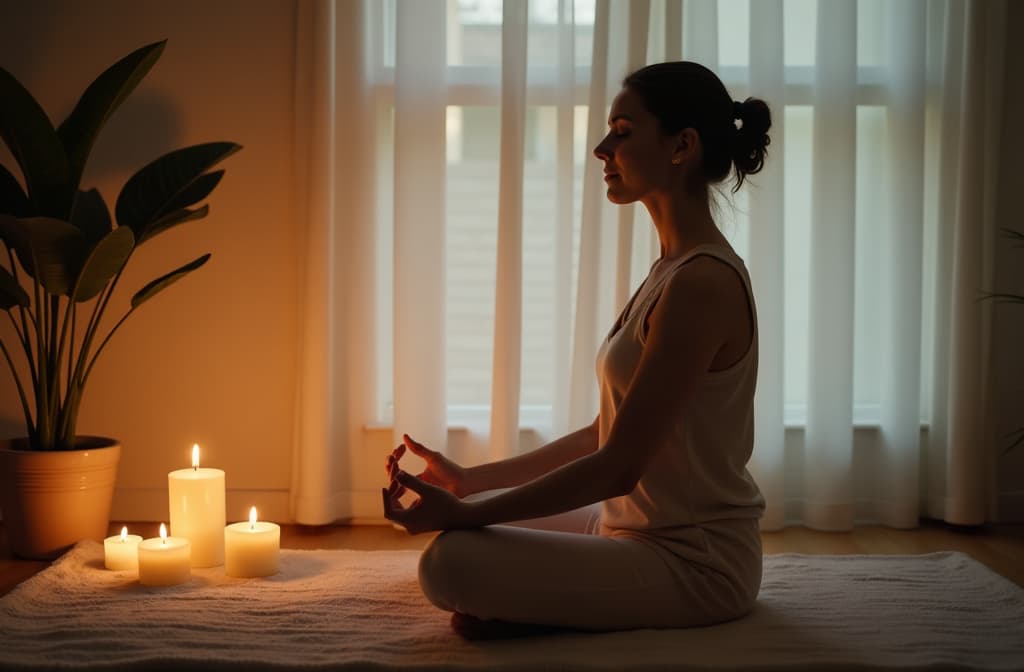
xmin=593 ymin=137 xmax=611 ymax=162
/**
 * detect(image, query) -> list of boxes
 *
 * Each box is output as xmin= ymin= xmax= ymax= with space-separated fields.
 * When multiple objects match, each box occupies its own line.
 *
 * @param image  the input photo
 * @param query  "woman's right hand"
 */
xmin=386 ymin=433 xmax=471 ymax=499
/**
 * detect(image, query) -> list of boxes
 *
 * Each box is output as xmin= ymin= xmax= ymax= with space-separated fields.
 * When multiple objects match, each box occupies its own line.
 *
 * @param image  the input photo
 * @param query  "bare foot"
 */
xmin=450 ymin=612 xmax=573 ymax=640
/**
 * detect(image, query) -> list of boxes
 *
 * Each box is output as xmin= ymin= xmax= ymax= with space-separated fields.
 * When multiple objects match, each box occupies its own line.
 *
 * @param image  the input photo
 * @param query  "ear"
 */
xmin=671 ymin=128 xmax=701 ymax=164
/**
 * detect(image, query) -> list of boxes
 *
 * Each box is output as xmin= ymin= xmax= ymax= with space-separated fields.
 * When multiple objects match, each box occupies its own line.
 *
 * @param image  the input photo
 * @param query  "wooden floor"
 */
xmin=2 ymin=519 xmax=1022 ymax=597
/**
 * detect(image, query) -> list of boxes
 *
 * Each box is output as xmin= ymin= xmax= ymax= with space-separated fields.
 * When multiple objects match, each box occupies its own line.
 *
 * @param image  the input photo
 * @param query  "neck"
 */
xmin=640 ymin=185 xmax=724 ymax=261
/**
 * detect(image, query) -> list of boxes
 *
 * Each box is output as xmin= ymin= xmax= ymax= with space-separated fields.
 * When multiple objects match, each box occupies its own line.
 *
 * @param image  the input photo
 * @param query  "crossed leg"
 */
xmin=418 ymin=510 xmax=744 ymax=639
xmin=435 ymin=502 xmax=603 ymax=639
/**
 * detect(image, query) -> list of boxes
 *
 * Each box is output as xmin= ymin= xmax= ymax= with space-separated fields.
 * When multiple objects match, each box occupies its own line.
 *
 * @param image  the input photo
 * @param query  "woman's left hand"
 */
xmin=383 ymin=470 xmax=472 ymax=535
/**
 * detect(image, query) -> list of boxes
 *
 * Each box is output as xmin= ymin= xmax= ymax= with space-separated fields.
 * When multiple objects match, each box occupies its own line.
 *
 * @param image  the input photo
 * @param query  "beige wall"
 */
xmin=0 ymin=1 xmax=301 ymax=523
xmin=0 ymin=1 xmax=1021 ymax=523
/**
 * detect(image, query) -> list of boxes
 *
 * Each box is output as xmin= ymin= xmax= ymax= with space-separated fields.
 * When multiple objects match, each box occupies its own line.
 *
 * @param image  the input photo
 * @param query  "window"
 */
xmin=367 ymin=0 xmax=936 ymax=429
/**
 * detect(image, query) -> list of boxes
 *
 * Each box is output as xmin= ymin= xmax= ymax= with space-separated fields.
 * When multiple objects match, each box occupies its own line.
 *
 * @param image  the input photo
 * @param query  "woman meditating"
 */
xmin=383 ymin=61 xmax=772 ymax=640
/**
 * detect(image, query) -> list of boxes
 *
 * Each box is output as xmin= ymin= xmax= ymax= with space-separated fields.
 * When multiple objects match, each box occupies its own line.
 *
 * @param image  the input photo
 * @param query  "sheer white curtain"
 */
xmin=290 ymin=0 xmax=1007 ymax=529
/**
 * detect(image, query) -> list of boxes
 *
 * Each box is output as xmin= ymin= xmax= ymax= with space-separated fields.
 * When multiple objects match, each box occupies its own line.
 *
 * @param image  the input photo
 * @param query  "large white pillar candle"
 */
xmin=224 ymin=507 xmax=281 ymax=578
xmin=168 ymin=444 xmax=225 ymax=567
xmin=138 ymin=524 xmax=191 ymax=586
xmin=104 ymin=526 xmax=142 ymax=571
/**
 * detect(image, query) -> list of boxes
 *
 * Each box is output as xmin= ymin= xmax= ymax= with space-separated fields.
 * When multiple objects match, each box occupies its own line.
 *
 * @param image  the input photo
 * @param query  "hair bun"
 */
xmin=731 ymin=97 xmax=771 ymax=190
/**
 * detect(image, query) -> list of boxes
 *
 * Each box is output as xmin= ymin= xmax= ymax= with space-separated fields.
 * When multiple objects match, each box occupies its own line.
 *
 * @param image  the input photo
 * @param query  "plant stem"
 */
xmin=65 ymin=303 xmax=75 ymax=401
xmin=3 ymin=248 xmax=41 ymax=409
xmin=48 ymin=294 xmax=63 ymax=442
xmin=33 ymin=272 xmax=50 ymax=450
xmin=0 ymin=336 xmax=34 ymax=438
xmin=6 ymin=310 xmax=38 ymax=395
xmin=58 ymin=302 xmax=77 ymax=446
xmin=77 ymin=267 xmax=122 ymax=377
xmin=4 ymin=247 xmax=31 ymax=348
xmin=80 ymin=305 xmax=136 ymax=392
xmin=54 ymin=284 xmax=80 ymax=440
xmin=62 ymin=264 xmax=127 ymax=444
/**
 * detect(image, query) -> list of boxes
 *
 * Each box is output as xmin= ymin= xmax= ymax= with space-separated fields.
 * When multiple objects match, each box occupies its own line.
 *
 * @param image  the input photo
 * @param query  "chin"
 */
xmin=605 ymin=188 xmax=636 ymax=205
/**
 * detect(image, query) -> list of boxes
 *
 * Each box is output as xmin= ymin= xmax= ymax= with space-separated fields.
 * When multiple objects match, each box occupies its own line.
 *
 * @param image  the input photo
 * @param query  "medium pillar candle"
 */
xmin=104 ymin=526 xmax=142 ymax=571
xmin=224 ymin=507 xmax=280 ymax=578
xmin=168 ymin=444 xmax=225 ymax=568
xmin=138 ymin=524 xmax=191 ymax=586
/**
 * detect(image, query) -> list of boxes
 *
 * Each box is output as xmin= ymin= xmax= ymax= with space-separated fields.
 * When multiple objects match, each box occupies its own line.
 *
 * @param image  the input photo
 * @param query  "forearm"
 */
xmin=463 ymin=421 xmax=599 ymax=495
xmin=458 ymin=449 xmax=624 ymax=528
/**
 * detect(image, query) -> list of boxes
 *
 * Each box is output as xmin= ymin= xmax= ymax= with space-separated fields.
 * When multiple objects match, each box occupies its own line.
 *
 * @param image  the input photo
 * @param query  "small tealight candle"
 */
xmin=104 ymin=526 xmax=142 ymax=571
xmin=138 ymin=523 xmax=191 ymax=586
xmin=224 ymin=507 xmax=280 ymax=578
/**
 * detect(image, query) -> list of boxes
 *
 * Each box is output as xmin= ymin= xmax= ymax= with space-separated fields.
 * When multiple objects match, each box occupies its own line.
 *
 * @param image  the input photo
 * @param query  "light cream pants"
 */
xmin=418 ymin=502 xmax=762 ymax=631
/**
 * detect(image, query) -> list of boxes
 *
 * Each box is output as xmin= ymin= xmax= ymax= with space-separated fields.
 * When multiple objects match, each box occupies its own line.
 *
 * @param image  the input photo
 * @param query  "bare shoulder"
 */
xmin=657 ymin=255 xmax=747 ymax=318
xmin=650 ymin=255 xmax=752 ymax=361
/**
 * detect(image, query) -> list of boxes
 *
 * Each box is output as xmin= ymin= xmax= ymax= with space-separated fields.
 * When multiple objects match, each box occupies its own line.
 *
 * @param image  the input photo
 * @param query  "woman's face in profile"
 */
xmin=593 ymin=88 xmax=679 ymax=205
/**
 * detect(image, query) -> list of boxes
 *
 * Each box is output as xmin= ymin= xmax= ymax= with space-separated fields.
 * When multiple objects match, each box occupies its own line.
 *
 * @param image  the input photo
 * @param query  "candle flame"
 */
xmin=249 ymin=506 xmax=258 ymax=531
xmin=160 ymin=523 xmax=167 ymax=544
xmin=120 ymin=526 xmax=128 ymax=542
xmin=192 ymin=443 xmax=200 ymax=469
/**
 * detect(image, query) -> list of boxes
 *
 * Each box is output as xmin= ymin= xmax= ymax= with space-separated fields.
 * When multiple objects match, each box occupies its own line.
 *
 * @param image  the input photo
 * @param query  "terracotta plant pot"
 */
xmin=0 ymin=437 xmax=121 ymax=560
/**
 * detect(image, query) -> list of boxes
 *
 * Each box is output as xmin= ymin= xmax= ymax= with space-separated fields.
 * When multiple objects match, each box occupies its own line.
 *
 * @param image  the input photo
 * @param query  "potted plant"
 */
xmin=0 ymin=40 xmax=241 ymax=559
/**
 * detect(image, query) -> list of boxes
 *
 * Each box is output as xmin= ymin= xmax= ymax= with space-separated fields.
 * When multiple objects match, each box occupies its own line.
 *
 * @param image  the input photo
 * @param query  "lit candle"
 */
xmin=224 ymin=506 xmax=281 ymax=578
xmin=167 ymin=443 xmax=225 ymax=567
xmin=137 ymin=523 xmax=191 ymax=586
xmin=103 ymin=526 xmax=142 ymax=571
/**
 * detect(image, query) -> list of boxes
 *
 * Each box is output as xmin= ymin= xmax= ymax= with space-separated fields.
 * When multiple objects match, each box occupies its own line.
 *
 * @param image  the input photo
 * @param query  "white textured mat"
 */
xmin=1 ymin=540 xmax=1022 ymax=671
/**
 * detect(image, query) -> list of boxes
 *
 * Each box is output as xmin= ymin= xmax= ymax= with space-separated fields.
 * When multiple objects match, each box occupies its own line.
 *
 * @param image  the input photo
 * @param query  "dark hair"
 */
xmin=622 ymin=61 xmax=771 ymax=193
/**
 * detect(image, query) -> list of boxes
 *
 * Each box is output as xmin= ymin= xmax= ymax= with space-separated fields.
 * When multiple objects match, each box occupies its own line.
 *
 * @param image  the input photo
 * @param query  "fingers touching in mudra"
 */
xmin=383 ymin=434 xmax=470 ymax=535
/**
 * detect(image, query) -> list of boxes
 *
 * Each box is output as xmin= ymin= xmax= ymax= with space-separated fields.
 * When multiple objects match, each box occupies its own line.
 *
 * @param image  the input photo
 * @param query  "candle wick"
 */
xmin=250 ymin=522 xmax=255 ymax=531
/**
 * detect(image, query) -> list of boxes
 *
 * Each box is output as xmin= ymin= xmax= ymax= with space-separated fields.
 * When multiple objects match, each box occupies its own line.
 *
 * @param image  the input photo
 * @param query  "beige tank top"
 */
xmin=595 ymin=244 xmax=765 ymax=535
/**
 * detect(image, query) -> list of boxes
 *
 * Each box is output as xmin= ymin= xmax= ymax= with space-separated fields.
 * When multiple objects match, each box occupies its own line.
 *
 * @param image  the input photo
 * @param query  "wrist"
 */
xmin=454 ymin=497 xmax=482 ymax=529
xmin=459 ymin=466 xmax=484 ymax=497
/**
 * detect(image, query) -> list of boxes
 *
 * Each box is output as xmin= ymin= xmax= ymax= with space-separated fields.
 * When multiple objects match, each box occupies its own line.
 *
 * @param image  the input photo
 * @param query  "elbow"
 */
xmin=593 ymin=442 xmax=643 ymax=498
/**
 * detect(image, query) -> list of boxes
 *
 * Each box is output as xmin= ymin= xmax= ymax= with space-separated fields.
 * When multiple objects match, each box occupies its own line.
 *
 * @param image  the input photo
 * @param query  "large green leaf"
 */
xmin=70 ymin=188 xmax=113 ymax=246
xmin=0 ymin=68 xmax=71 ymax=218
xmin=57 ymin=40 xmax=166 ymax=193
xmin=131 ymin=253 xmax=210 ymax=309
xmin=8 ymin=216 xmax=87 ymax=296
xmin=0 ymin=213 xmax=31 ymax=274
xmin=0 ymin=266 xmax=29 ymax=310
xmin=72 ymin=226 xmax=134 ymax=302
xmin=115 ymin=143 xmax=241 ymax=235
xmin=0 ymin=163 xmax=29 ymax=217
xmin=137 ymin=204 xmax=208 ymax=246
xmin=1001 ymin=227 xmax=1024 ymax=246
xmin=162 ymin=170 xmax=223 ymax=214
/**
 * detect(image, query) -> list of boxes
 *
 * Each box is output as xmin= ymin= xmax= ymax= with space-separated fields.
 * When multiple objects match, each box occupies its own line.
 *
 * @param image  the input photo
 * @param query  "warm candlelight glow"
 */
xmin=105 ymin=526 xmax=142 ymax=571
xmin=168 ymin=451 xmax=226 ymax=568
xmin=225 ymin=507 xmax=280 ymax=577
xmin=138 ymin=525 xmax=191 ymax=585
